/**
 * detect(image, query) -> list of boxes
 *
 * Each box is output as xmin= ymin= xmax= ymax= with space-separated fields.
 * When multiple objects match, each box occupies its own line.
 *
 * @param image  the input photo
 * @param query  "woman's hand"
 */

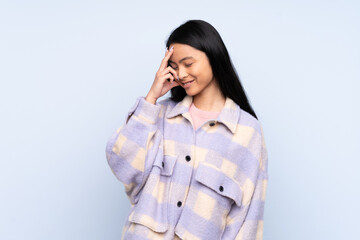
xmin=145 ymin=46 xmax=180 ymax=104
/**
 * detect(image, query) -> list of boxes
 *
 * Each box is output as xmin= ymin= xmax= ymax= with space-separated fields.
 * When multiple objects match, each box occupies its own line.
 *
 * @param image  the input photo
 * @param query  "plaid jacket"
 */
xmin=105 ymin=94 xmax=269 ymax=240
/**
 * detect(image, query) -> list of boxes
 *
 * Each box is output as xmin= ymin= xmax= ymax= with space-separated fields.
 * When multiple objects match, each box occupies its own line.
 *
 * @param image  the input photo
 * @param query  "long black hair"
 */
xmin=165 ymin=19 xmax=258 ymax=120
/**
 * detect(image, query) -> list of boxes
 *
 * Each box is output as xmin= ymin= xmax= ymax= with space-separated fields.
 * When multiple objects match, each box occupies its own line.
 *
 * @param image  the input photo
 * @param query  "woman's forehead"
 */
xmin=169 ymin=43 xmax=202 ymax=63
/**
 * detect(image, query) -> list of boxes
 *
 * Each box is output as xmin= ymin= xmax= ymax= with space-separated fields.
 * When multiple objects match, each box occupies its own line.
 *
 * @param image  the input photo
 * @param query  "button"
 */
xmin=209 ymin=121 xmax=216 ymax=126
xmin=177 ymin=201 xmax=182 ymax=207
xmin=219 ymin=186 xmax=224 ymax=192
xmin=162 ymin=161 xmax=164 ymax=167
xmin=185 ymin=155 xmax=191 ymax=162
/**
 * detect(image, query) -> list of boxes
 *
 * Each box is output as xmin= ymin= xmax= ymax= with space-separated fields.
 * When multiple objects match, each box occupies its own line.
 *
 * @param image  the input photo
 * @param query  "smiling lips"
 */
xmin=182 ymin=80 xmax=194 ymax=88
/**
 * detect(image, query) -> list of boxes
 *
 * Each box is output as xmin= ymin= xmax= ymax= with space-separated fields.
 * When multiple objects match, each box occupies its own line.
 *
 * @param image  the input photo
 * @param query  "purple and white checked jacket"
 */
xmin=105 ymin=94 xmax=269 ymax=240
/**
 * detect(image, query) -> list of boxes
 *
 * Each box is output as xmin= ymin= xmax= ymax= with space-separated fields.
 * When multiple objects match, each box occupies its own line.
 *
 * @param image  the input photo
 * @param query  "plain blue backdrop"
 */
xmin=1 ymin=0 xmax=359 ymax=239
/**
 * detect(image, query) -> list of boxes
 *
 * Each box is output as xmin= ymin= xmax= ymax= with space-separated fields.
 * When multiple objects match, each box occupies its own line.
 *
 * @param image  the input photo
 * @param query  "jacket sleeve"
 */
xmin=105 ymin=96 xmax=164 ymax=205
xmin=221 ymin=126 xmax=269 ymax=240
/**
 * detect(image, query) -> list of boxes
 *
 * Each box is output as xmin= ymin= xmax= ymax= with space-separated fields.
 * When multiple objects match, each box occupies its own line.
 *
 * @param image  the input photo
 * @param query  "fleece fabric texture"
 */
xmin=105 ymin=95 xmax=269 ymax=240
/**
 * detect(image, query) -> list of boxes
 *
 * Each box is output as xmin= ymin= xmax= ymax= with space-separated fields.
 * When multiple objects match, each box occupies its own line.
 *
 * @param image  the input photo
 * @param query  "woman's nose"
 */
xmin=178 ymin=67 xmax=188 ymax=80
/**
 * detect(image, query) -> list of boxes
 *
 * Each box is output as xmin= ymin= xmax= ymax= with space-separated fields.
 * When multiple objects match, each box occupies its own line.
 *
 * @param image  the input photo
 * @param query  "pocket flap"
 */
xmin=195 ymin=162 xmax=243 ymax=207
xmin=153 ymin=155 xmax=177 ymax=176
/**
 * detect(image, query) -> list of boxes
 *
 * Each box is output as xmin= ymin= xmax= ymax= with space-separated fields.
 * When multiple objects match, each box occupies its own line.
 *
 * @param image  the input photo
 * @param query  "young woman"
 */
xmin=105 ymin=19 xmax=269 ymax=240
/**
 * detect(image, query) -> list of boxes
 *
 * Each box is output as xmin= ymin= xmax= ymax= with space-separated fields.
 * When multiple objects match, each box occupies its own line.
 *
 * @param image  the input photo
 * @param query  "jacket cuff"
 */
xmin=126 ymin=96 xmax=162 ymax=124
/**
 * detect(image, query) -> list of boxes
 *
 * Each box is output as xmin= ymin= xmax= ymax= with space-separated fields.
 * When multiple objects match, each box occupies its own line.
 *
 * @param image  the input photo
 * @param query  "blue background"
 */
xmin=1 ymin=0 xmax=359 ymax=239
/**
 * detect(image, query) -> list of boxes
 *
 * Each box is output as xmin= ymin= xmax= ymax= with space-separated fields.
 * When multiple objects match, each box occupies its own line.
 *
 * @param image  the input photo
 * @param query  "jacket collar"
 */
xmin=165 ymin=95 xmax=241 ymax=134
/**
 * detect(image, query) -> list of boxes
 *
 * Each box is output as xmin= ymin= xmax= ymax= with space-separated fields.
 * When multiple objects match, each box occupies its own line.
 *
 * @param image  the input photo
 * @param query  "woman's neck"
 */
xmin=192 ymin=91 xmax=226 ymax=112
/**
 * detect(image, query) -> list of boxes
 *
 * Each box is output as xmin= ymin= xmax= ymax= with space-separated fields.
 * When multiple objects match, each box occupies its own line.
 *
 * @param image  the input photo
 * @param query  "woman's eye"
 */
xmin=170 ymin=63 xmax=192 ymax=70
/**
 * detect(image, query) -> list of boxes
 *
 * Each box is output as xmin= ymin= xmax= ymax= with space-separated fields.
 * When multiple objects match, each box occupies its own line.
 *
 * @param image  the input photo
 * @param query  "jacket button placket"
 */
xmin=171 ymin=124 xmax=196 ymax=225
xmin=175 ymin=155 xmax=193 ymax=210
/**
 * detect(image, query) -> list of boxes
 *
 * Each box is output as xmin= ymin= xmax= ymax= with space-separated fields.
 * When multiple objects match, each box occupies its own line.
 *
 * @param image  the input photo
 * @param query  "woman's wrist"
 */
xmin=145 ymin=95 xmax=157 ymax=105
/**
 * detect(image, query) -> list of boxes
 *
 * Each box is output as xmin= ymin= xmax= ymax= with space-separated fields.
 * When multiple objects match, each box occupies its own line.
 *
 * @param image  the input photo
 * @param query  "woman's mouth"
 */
xmin=183 ymin=80 xmax=194 ymax=88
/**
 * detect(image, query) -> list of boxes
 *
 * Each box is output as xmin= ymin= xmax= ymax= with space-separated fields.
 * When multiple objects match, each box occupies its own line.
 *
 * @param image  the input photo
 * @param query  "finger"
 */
xmin=170 ymin=77 xmax=180 ymax=87
xmin=164 ymin=73 xmax=174 ymax=83
xmin=171 ymin=80 xmax=180 ymax=87
xmin=160 ymin=66 xmax=175 ymax=79
xmin=159 ymin=46 xmax=174 ymax=70
xmin=166 ymin=66 xmax=179 ymax=82
xmin=169 ymin=72 xmax=180 ymax=85
xmin=160 ymin=66 xmax=178 ymax=83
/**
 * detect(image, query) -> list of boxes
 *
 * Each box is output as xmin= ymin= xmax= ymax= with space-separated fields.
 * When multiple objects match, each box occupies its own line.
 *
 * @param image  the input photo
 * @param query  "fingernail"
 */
xmin=170 ymin=46 xmax=174 ymax=51
xmin=177 ymin=76 xmax=179 ymax=80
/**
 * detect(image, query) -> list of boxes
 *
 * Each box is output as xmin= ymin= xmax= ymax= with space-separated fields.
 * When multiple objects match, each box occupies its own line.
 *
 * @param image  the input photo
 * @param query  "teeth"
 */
xmin=184 ymin=81 xmax=193 ymax=86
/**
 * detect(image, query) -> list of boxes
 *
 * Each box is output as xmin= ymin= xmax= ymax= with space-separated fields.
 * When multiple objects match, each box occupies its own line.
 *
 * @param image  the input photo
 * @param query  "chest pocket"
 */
xmin=195 ymin=161 xmax=243 ymax=207
xmin=175 ymin=161 xmax=243 ymax=239
xmin=153 ymin=154 xmax=177 ymax=176
xmin=127 ymin=154 xmax=177 ymax=233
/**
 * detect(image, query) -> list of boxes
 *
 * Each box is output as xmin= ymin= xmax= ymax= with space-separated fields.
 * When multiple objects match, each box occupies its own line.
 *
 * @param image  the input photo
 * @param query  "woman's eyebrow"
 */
xmin=169 ymin=56 xmax=194 ymax=64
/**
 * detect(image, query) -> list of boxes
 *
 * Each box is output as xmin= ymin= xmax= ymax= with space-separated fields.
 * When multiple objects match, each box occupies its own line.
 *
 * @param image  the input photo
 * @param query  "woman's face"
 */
xmin=168 ymin=43 xmax=217 ymax=96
